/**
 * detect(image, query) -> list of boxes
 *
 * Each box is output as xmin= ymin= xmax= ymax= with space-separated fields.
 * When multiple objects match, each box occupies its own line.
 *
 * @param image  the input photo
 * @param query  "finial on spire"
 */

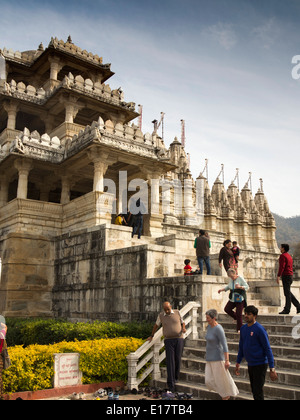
xmin=187 ymin=152 xmax=190 ymax=169
xmin=217 ymin=164 xmax=225 ymax=184
xmin=245 ymin=172 xmax=252 ymax=193
xmin=199 ymin=158 xmax=208 ymax=179
xmin=137 ymin=104 xmax=143 ymax=131
xmin=259 ymin=178 xmax=264 ymax=193
xmin=152 ymin=112 xmax=165 ymax=139
xmin=232 ymin=168 xmax=240 ymax=190
xmin=180 ymin=119 xmax=185 ymax=148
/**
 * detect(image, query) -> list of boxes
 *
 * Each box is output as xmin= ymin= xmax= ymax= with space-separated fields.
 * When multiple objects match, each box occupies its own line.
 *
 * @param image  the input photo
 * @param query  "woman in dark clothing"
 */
xmin=219 ymin=240 xmax=238 ymax=273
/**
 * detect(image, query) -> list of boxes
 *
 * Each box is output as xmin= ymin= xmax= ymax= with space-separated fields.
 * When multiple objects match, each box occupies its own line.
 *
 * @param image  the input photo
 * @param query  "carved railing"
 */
xmin=126 ymin=301 xmax=200 ymax=390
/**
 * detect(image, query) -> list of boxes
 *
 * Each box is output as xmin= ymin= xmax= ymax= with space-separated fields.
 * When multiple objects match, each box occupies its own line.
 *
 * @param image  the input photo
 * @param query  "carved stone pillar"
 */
xmin=65 ymin=103 xmax=80 ymax=124
xmin=59 ymin=96 xmax=82 ymax=124
xmin=141 ymin=167 xmax=163 ymax=237
xmin=87 ymin=148 xmax=117 ymax=193
xmin=183 ymin=176 xmax=197 ymax=226
xmin=14 ymin=159 xmax=33 ymax=199
xmin=48 ymin=56 xmax=63 ymax=88
xmin=160 ymin=176 xmax=180 ymax=226
xmin=150 ymin=176 xmax=160 ymax=215
xmin=3 ymin=101 xmax=19 ymax=130
xmin=60 ymin=175 xmax=71 ymax=204
xmin=0 ymin=174 xmax=9 ymax=206
xmin=93 ymin=160 xmax=109 ymax=193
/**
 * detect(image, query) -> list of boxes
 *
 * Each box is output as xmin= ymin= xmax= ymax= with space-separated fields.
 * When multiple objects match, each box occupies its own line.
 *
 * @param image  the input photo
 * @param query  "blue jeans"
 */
xmin=197 ymin=256 xmax=211 ymax=275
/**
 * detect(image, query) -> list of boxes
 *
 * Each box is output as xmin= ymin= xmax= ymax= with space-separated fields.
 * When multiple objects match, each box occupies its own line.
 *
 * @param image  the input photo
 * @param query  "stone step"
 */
xmin=217 ymin=320 xmax=297 ymax=335
xmin=191 ymin=339 xmax=300 ymax=359
xmin=247 ymin=304 xmax=278 ymax=313
xmin=247 ymin=298 xmax=273 ymax=307
xmin=188 ymin=332 xmax=300 ymax=349
xmin=224 ymin=322 xmax=296 ymax=335
xmin=201 ymin=330 xmax=300 ymax=348
xmin=247 ymin=292 xmax=266 ymax=300
xmin=266 ymin=333 xmax=300 ymax=347
xmin=183 ymin=347 xmax=300 ymax=373
xmin=218 ymin=313 xmax=296 ymax=324
xmin=247 ymin=291 xmax=273 ymax=305
xmin=206 ymin=303 xmax=279 ymax=314
xmin=158 ymin=366 xmax=300 ymax=400
xmin=180 ymin=353 xmax=300 ymax=387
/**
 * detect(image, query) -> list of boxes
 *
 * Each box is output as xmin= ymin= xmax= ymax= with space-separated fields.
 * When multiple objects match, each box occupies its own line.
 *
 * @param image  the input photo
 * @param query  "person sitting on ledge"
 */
xmin=184 ymin=259 xmax=193 ymax=275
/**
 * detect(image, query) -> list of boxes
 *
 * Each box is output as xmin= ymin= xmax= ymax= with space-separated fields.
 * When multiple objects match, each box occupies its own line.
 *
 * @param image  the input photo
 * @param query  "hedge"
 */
xmin=3 ymin=337 xmax=144 ymax=394
xmin=6 ymin=318 xmax=153 ymax=347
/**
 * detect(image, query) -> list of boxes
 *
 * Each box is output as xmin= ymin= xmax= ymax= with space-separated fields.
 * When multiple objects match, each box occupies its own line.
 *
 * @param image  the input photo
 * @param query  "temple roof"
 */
xmin=1 ymin=36 xmax=114 ymax=84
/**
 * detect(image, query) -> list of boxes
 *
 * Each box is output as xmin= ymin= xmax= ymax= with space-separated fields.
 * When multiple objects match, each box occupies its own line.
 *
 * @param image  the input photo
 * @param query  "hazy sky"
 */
xmin=1 ymin=0 xmax=300 ymax=217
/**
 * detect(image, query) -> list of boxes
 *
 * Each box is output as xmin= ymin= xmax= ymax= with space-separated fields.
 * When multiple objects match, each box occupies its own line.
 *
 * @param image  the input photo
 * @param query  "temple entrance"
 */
xmin=105 ymin=161 xmax=150 ymax=237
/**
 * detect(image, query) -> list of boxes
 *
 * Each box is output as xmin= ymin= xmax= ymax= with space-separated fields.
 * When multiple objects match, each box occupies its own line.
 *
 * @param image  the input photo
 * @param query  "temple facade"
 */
xmin=0 ymin=37 xmax=280 ymax=320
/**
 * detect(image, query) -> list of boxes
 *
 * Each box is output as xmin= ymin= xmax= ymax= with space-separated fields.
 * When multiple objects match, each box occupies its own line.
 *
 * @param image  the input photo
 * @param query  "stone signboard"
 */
xmin=54 ymin=353 xmax=82 ymax=388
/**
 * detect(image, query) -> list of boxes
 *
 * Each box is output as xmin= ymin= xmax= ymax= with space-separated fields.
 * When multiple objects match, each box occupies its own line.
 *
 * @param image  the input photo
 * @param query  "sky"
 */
xmin=1 ymin=0 xmax=300 ymax=217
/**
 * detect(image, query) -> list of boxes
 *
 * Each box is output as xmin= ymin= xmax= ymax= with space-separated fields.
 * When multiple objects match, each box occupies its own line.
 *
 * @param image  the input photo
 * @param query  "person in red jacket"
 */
xmin=277 ymin=244 xmax=300 ymax=315
xmin=184 ymin=259 xmax=193 ymax=275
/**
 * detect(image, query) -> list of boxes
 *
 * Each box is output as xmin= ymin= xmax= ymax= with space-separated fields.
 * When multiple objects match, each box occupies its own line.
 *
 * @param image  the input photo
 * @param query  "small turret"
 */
xmin=211 ymin=177 xmax=225 ymax=209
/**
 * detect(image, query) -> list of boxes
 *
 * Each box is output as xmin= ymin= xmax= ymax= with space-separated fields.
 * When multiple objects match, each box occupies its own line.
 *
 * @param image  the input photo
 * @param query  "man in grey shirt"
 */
xmin=148 ymin=302 xmax=186 ymax=392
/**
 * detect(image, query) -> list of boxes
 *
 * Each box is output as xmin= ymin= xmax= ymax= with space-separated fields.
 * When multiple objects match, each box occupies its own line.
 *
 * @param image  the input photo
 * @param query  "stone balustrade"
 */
xmin=0 ymin=79 xmax=47 ymax=103
xmin=0 ymin=75 xmax=135 ymax=112
xmin=66 ymin=117 xmax=159 ymax=159
xmin=0 ymin=47 xmax=37 ymax=63
xmin=61 ymin=73 xmax=135 ymax=111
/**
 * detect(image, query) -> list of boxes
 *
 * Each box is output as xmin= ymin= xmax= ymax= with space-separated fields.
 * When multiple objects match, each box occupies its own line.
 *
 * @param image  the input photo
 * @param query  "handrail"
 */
xmin=126 ymin=301 xmax=200 ymax=390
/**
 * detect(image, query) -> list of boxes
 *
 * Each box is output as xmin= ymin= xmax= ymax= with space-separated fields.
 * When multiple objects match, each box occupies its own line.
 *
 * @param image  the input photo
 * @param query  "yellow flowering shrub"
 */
xmin=3 ymin=337 xmax=143 ymax=394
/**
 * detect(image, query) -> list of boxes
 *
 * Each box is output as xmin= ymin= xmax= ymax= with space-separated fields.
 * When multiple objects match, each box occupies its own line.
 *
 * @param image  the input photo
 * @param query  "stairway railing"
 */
xmin=126 ymin=301 xmax=201 ymax=390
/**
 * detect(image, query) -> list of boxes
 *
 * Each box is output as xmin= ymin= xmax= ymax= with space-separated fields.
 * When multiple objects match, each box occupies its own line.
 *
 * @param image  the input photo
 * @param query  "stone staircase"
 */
xmin=155 ymin=295 xmax=300 ymax=399
xmin=246 ymin=290 xmax=278 ymax=314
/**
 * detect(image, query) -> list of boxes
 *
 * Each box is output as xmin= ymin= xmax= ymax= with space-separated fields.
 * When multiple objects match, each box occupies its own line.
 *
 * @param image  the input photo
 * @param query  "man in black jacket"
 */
xmin=194 ymin=229 xmax=211 ymax=275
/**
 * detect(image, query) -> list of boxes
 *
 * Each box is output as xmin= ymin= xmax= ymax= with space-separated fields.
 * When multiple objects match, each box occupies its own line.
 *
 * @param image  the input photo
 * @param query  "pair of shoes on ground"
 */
xmin=162 ymin=391 xmax=175 ymax=400
xmin=71 ymin=392 xmax=85 ymax=400
xmin=108 ymin=391 xmax=119 ymax=400
xmin=95 ymin=387 xmax=120 ymax=400
xmin=94 ymin=388 xmax=107 ymax=398
xmin=161 ymin=391 xmax=193 ymax=400
xmin=176 ymin=392 xmax=194 ymax=400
